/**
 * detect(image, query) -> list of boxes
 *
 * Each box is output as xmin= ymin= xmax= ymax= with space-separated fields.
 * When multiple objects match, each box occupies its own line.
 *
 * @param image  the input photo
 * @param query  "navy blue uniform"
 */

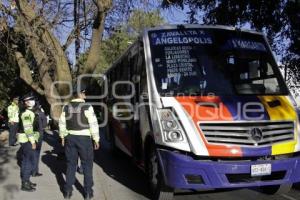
xmin=32 ymin=107 xmax=47 ymax=175
xmin=59 ymin=99 xmax=99 ymax=197
xmin=64 ymin=135 xmax=94 ymax=194
xmin=20 ymin=142 xmax=35 ymax=182
xmin=19 ymin=108 xmax=40 ymax=186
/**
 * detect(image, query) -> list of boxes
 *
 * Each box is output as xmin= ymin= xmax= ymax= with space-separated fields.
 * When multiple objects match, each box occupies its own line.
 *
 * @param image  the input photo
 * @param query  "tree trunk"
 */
xmin=81 ymin=0 xmax=112 ymax=75
xmin=29 ymin=38 xmax=63 ymax=121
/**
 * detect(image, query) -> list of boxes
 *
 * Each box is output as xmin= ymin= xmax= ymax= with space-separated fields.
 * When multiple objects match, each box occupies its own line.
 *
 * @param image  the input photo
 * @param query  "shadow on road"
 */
xmin=292 ymin=182 xmax=300 ymax=191
xmin=0 ymin=145 xmax=10 ymax=184
xmin=0 ymin=130 xmax=20 ymax=199
xmin=42 ymin=131 xmax=84 ymax=198
xmin=93 ymin=130 xmax=150 ymax=199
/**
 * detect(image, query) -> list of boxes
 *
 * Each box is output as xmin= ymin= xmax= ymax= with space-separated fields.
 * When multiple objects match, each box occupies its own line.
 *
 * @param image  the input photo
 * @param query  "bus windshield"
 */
xmin=148 ymin=28 xmax=288 ymax=96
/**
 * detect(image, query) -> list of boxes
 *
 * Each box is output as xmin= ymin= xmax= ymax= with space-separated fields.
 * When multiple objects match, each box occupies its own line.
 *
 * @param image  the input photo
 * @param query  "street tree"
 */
xmin=100 ymin=9 xmax=165 ymax=69
xmin=0 ymin=0 xmax=113 ymax=121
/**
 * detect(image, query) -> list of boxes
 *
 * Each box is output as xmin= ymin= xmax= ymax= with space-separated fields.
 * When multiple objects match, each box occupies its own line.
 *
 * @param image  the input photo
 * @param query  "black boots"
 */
xmin=21 ymin=181 xmax=36 ymax=192
xmin=63 ymin=191 xmax=72 ymax=199
xmin=32 ymin=172 xmax=43 ymax=177
xmin=84 ymin=192 xmax=94 ymax=200
xmin=29 ymin=181 xmax=37 ymax=187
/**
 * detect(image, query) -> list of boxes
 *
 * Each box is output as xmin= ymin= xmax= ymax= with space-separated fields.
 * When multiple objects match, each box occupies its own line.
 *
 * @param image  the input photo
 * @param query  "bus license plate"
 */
xmin=251 ymin=164 xmax=271 ymax=177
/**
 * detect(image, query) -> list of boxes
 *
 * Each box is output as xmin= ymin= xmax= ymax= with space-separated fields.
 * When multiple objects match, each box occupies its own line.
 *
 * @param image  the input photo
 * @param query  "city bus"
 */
xmin=101 ymin=25 xmax=300 ymax=200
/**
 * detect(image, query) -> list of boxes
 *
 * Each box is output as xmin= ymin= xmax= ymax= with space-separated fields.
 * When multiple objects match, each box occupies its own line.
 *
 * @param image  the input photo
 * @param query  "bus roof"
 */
xmin=142 ymin=24 xmax=264 ymax=36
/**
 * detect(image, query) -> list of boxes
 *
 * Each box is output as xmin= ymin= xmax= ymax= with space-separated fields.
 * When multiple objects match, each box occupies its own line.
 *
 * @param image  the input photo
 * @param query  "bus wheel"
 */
xmin=260 ymin=184 xmax=292 ymax=195
xmin=146 ymin=144 xmax=174 ymax=200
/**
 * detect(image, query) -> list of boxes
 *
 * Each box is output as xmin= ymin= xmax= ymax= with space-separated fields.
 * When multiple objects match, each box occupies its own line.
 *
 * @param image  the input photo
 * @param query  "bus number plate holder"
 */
xmin=251 ymin=164 xmax=272 ymax=177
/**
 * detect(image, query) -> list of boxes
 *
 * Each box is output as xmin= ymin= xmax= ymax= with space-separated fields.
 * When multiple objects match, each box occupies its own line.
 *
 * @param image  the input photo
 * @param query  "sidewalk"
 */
xmin=0 ymin=130 xmax=105 ymax=200
xmin=0 ymin=130 xmax=149 ymax=200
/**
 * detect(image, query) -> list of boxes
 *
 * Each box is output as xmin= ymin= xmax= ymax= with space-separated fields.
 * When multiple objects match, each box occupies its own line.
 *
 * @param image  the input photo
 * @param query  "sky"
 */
xmin=62 ymin=3 xmax=191 ymax=67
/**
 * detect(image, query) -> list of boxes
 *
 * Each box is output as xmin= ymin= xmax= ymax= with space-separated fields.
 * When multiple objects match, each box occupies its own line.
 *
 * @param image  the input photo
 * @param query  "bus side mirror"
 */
xmin=132 ymin=75 xmax=140 ymax=83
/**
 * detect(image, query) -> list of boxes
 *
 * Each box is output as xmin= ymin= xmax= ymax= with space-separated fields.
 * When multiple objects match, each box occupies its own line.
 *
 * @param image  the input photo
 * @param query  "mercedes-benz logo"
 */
xmin=250 ymin=128 xmax=263 ymax=142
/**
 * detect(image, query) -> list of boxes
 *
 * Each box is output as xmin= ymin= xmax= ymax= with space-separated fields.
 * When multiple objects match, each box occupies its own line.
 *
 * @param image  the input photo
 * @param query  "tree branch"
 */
xmin=62 ymin=19 xmax=93 ymax=50
xmin=18 ymin=0 xmax=72 ymax=96
xmin=82 ymin=0 xmax=112 ymax=75
xmin=14 ymin=50 xmax=45 ymax=95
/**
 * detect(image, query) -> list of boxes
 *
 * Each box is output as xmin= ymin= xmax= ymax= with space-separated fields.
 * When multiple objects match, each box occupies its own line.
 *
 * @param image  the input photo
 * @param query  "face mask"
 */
xmin=26 ymin=100 xmax=36 ymax=107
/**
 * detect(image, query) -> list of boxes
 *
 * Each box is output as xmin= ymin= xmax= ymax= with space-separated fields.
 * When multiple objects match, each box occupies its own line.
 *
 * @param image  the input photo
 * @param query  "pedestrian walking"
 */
xmin=31 ymin=102 xmax=47 ymax=177
xmin=18 ymin=94 xmax=40 ymax=192
xmin=7 ymin=96 xmax=19 ymax=146
xmin=59 ymin=85 xmax=100 ymax=200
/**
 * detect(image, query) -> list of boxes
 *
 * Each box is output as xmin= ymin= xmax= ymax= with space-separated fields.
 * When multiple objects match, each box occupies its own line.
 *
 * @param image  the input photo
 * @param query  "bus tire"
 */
xmin=146 ymin=143 xmax=174 ymax=200
xmin=260 ymin=184 xmax=292 ymax=195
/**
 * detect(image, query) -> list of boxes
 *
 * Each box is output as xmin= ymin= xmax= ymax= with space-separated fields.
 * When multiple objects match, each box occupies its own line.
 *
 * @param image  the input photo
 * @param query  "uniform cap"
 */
xmin=72 ymin=83 xmax=87 ymax=94
xmin=22 ymin=93 xmax=35 ymax=101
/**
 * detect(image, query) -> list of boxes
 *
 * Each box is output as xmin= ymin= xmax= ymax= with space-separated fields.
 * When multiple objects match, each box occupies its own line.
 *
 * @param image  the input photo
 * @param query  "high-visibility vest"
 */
xmin=59 ymin=99 xmax=100 ymax=142
xmin=18 ymin=109 xmax=40 ymax=144
xmin=7 ymin=103 xmax=19 ymax=123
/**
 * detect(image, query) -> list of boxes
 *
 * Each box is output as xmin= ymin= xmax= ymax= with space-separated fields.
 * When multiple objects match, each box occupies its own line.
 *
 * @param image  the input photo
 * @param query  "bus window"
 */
xmin=148 ymin=28 xmax=289 ymax=96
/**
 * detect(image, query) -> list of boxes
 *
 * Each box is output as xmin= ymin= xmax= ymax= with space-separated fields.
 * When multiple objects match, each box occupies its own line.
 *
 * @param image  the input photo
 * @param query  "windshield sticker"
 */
xmin=150 ymin=30 xmax=213 ymax=46
xmin=226 ymin=39 xmax=267 ymax=51
xmin=163 ymin=45 xmax=198 ymax=79
xmin=199 ymin=80 xmax=207 ymax=89
xmin=161 ymin=82 xmax=168 ymax=90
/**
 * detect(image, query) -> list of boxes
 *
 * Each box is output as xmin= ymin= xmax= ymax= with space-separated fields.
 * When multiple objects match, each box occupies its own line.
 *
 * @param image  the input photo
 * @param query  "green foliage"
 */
xmin=0 ymin=38 xmax=18 ymax=110
xmin=100 ymin=9 xmax=165 ymax=70
xmin=128 ymin=9 xmax=165 ymax=36
xmin=101 ymin=28 xmax=133 ymax=69
xmin=0 ymin=32 xmax=29 ymax=110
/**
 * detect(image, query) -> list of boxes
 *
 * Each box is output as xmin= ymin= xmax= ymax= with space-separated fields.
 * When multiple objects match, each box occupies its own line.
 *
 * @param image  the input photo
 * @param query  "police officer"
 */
xmin=59 ymin=85 xmax=100 ymax=200
xmin=31 ymin=102 xmax=47 ymax=177
xmin=7 ymin=96 xmax=19 ymax=146
xmin=18 ymin=94 xmax=40 ymax=192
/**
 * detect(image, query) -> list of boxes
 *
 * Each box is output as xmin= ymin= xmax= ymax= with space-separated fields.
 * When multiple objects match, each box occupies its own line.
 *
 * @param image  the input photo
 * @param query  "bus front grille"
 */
xmin=199 ymin=121 xmax=295 ymax=146
xmin=226 ymin=171 xmax=286 ymax=183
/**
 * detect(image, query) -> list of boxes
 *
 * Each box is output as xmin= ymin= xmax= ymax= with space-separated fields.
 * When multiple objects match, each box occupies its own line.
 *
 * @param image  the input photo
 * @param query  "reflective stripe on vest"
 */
xmin=18 ymin=132 xmax=39 ymax=143
xmin=68 ymin=129 xmax=91 ymax=137
xmin=20 ymin=109 xmax=40 ymax=143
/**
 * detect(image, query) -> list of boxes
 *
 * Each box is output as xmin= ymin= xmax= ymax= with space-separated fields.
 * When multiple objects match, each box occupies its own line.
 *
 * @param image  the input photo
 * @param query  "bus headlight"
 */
xmin=163 ymin=120 xmax=178 ymax=130
xmin=159 ymin=109 xmax=186 ymax=142
xmin=167 ymin=131 xmax=183 ymax=141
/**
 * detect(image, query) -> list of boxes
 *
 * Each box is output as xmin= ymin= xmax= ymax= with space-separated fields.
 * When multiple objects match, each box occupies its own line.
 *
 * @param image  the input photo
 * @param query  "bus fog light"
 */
xmin=164 ymin=120 xmax=177 ymax=129
xmin=167 ymin=131 xmax=183 ymax=141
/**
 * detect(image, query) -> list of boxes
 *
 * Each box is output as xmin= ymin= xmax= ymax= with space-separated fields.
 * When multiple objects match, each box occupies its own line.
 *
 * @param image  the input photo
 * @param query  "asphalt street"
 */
xmin=0 ymin=130 xmax=300 ymax=200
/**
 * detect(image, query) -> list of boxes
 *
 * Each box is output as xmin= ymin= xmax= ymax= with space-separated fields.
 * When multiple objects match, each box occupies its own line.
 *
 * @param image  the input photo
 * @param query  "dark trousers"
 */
xmin=64 ymin=135 xmax=94 ymax=194
xmin=32 ymin=131 xmax=44 ymax=174
xmin=20 ymin=142 xmax=35 ymax=182
xmin=8 ymin=122 xmax=18 ymax=146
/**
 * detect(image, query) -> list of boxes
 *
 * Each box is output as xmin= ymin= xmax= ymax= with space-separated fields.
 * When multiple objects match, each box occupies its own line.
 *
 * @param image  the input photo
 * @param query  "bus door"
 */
xmin=112 ymin=56 xmax=134 ymax=155
xmin=129 ymin=45 xmax=145 ymax=161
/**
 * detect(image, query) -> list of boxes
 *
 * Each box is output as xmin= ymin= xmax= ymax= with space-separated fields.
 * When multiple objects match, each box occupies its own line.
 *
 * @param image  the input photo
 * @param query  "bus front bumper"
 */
xmin=157 ymin=149 xmax=300 ymax=190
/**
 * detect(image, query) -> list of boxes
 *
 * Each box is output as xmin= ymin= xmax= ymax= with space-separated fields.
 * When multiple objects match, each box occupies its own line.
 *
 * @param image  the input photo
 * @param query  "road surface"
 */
xmin=0 ymin=130 xmax=300 ymax=200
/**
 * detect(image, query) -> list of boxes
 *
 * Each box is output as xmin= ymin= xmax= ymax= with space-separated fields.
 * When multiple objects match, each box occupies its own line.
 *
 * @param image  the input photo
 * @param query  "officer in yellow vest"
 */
xmin=7 ymin=96 xmax=19 ymax=146
xmin=59 ymin=85 xmax=100 ymax=200
xmin=18 ymin=94 xmax=39 ymax=192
